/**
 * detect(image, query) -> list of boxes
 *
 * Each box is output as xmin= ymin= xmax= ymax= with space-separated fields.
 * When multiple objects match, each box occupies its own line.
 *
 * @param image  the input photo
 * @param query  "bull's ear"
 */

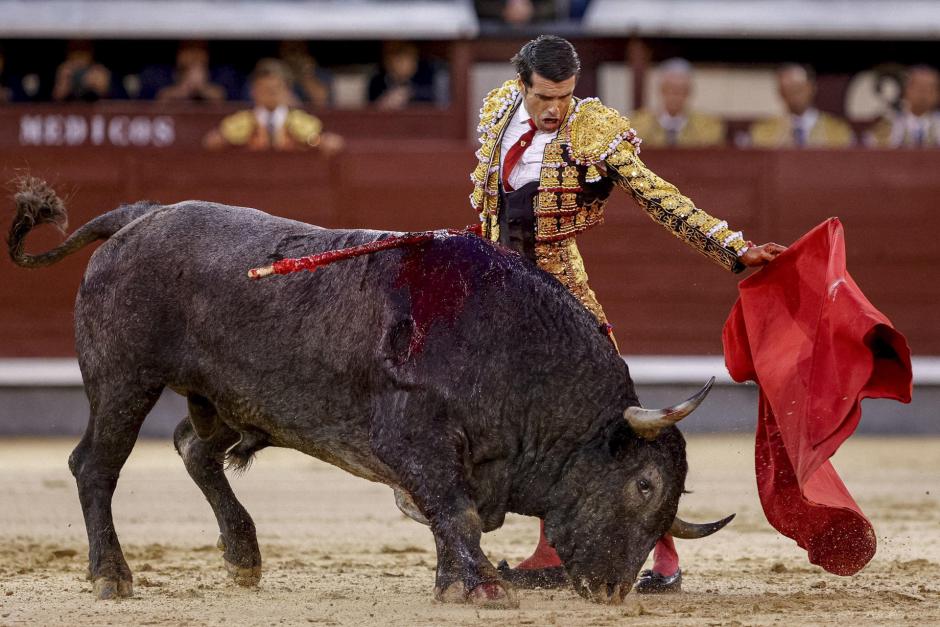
xmin=606 ymin=420 xmax=639 ymax=458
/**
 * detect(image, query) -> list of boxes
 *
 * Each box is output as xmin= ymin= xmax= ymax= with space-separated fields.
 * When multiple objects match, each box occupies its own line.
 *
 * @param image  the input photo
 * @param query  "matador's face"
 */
xmin=519 ymin=72 xmax=576 ymax=133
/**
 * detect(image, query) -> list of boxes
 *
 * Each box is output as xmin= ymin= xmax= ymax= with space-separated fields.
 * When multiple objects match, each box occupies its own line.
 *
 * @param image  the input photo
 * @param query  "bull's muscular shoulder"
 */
xmin=219 ymin=110 xmax=257 ymax=146
xmin=569 ymin=98 xmax=636 ymax=165
xmin=477 ymin=79 xmax=520 ymax=134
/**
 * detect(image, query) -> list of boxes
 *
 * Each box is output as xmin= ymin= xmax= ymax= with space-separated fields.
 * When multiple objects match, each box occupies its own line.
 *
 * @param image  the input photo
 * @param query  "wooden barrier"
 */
xmin=2 ymin=140 xmax=937 ymax=357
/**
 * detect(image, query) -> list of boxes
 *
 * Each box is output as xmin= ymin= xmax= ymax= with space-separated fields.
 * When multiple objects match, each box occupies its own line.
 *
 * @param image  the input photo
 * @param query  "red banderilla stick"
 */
xmin=247 ymin=225 xmax=481 ymax=280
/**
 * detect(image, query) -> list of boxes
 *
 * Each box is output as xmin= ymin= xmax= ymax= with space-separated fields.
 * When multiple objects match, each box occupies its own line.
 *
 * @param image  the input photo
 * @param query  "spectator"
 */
xmin=866 ymin=65 xmax=940 ymax=148
xmin=0 ymin=48 xmax=12 ymax=103
xmin=156 ymin=41 xmax=226 ymax=102
xmin=748 ymin=64 xmax=854 ymax=148
xmin=278 ymin=41 xmax=332 ymax=108
xmin=475 ymin=0 xmax=590 ymax=24
xmin=52 ymin=41 xmax=120 ymax=102
xmin=203 ymin=59 xmax=343 ymax=154
xmin=368 ymin=42 xmax=447 ymax=109
xmin=140 ymin=41 xmax=243 ymax=101
xmin=630 ymin=58 xmax=726 ymax=148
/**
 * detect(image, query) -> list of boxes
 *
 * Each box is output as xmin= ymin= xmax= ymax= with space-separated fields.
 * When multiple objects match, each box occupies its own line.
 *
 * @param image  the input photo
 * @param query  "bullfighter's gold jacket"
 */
xmin=470 ymin=80 xmax=749 ymax=321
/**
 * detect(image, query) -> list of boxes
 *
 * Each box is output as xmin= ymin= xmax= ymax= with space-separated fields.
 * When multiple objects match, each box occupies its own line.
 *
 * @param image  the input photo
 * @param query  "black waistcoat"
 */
xmin=497 ymin=180 xmax=540 ymax=262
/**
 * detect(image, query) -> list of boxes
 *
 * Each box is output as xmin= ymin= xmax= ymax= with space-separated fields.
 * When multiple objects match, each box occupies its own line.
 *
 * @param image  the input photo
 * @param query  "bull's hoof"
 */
xmin=435 ymin=581 xmax=518 ymax=609
xmin=468 ymin=581 xmax=517 ymax=608
xmin=93 ymin=577 xmax=133 ymax=600
xmin=224 ymin=558 xmax=262 ymax=587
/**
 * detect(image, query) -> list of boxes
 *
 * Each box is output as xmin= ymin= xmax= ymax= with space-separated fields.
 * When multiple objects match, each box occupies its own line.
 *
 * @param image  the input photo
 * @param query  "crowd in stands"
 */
xmin=475 ymin=0 xmax=593 ymax=26
xmin=632 ymin=59 xmax=940 ymax=149
xmin=0 ymin=39 xmax=448 ymax=110
xmin=3 ymin=37 xmax=940 ymax=150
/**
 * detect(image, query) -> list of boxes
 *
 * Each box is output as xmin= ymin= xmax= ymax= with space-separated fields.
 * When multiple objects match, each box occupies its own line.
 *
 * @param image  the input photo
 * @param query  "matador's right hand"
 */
xmin=741 ymin=242 xmax=787 ymax=268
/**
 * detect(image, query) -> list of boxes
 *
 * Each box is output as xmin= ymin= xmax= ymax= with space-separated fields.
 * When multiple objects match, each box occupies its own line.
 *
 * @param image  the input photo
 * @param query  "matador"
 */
xmin=472 ymin=36 xmax=785 ymax=593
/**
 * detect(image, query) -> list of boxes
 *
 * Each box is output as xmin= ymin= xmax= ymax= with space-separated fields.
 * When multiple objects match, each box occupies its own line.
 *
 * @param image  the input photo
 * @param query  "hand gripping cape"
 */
xmin=722 ymin=218 xmax=912 ymax=575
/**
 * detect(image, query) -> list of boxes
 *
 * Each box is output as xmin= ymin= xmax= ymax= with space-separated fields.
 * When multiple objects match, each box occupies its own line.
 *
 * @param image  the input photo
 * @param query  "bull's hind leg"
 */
xmin=173 ymin=412 xmax=262 ymax=586
xmin=371 ymin=392 xmax=517 ymax=609
xmin=68 ymin=382 xmax=163 ymax=600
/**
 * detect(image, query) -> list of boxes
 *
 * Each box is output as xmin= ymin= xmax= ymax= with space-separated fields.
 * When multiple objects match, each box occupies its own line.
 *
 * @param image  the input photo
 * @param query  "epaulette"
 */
xmin=477 ymin=79 xmax=520 ymax=137
xmin=285 ymin=110 xmax=323 ymax=146
xmin=219 ymin=110 xmax=256 ymax=146
xmin=569 ymin=98 xmax=643 ymax=167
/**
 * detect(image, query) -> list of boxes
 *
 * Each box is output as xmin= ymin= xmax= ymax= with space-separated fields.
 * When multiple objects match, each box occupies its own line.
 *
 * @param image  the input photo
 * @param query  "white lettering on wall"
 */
xmin=91 ymin=115 xmax=106 ymax=145
xmin=18 ymin=114 xmax=177 ymax=147
xmin=19 ymin=115 xmax=43 ymax=145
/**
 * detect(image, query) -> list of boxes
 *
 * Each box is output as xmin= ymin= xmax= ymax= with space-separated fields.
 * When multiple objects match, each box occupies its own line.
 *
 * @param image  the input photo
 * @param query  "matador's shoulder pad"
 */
xmin=477 ymin=79 xmax=520 ymax=134
xmin=285 ymin=109 xmax=323 ymax=145
xmin=219 ymin=110 xmax=257 ymax=145
xmin=569 ymin=98 xmax=642 ymax=166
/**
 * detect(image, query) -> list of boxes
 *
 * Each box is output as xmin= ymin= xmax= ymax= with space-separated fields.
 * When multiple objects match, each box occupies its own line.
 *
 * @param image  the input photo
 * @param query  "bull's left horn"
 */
xmin=623 ymin=377 xmax=715 ymax=440
xmin=669 ymin=513 xmax=735 ymax=539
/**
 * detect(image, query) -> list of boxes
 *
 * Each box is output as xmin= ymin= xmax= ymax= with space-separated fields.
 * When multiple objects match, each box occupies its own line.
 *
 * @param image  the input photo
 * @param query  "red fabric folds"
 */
xmin=722 ymin=218 xmax=912 ymax=575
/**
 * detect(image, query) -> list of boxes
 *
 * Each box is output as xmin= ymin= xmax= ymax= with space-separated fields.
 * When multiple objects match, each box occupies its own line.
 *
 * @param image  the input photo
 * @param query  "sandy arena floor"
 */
xmin=0 ymin=435 xmax=937 ymax=626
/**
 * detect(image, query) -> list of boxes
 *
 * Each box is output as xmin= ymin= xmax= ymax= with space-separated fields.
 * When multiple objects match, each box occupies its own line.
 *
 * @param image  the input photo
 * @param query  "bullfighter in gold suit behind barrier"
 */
xmin=471 ymin=35 xmax=785 ymax=594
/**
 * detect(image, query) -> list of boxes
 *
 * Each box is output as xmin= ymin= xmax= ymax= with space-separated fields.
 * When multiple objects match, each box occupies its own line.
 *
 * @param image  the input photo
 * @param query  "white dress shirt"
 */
xmin=893 ymin=108 xmax=939 ymax=146
xmin=254 ymin=105 xmax=289 ymax=136
xmin=499 ymin=103 xmax=559 ymax=190
xmin=790 ymin=108 xmax=819 ymax=145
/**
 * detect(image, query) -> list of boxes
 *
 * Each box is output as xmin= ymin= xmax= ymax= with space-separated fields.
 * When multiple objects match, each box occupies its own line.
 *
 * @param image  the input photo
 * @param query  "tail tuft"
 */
xmin=8 ymin=176 xmax=68 ymax=265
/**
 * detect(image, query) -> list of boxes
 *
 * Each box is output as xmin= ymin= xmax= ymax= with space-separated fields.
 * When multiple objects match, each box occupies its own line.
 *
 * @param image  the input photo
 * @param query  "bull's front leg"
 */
xmin=370 ymin=393 xmax=517 ymax=608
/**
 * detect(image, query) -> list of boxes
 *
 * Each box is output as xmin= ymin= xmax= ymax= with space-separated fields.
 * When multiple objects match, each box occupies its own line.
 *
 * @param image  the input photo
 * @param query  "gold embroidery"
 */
xmin=470 ymin=89 xmax=747 ymax=274
xmin=535 ymin=239 xmax=609 ymax=325
xmin=607 ymin=140 xmax=745 ymax=271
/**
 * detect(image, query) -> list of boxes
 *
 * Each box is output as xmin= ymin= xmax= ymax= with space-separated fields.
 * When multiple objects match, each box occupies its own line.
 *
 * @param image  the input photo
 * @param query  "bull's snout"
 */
xmin=566 ymin=555 xmax=644 ymax=605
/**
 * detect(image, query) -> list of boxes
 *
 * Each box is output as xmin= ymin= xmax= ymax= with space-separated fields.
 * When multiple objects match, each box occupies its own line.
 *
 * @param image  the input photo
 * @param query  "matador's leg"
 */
xmin=508 ymin=239 xmax=681 ymax=592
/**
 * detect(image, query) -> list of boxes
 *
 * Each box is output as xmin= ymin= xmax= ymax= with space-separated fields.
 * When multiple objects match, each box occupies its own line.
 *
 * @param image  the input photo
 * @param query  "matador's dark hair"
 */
xmin=511 ymin=35 xmax=581 ymax=87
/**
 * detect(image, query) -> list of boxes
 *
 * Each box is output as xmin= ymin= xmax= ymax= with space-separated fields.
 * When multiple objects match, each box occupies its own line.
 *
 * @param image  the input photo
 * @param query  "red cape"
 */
xmin=722 ymin=219 xmax=912 ymax=575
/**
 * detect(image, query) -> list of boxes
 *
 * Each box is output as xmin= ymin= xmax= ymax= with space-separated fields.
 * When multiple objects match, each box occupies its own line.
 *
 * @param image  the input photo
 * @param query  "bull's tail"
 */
xmin=7 ymin=176 xmax=159 ymax=269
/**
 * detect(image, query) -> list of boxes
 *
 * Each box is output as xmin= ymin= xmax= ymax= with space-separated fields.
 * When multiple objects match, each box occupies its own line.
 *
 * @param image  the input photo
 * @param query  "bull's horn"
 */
xmin=669 ymin=513 xmax=735 ymax=539
xmin=623 ymin=377 xmax=715 ymax=440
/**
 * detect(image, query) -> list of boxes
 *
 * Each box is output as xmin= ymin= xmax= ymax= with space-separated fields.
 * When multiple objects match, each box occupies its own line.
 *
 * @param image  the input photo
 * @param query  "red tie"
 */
xmin=502 ymin=118 xmax=538 ymax=191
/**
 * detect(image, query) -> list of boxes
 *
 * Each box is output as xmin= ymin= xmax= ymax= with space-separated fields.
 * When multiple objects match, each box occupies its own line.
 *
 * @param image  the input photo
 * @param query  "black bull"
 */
xmin=8 ymin=179 xmax=730 ymax=607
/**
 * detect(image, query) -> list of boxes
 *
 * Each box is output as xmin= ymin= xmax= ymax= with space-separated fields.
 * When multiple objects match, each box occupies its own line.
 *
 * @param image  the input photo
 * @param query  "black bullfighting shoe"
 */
xmin=496 ymin=560 xmax=569 ymax=589
xmin=634 ymin=568 xmax=682 ymax=594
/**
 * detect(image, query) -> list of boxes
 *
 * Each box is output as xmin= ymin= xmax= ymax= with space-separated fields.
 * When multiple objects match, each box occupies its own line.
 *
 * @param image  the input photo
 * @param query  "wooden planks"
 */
xmin=1 ymin=145 xmax=937 ymax=357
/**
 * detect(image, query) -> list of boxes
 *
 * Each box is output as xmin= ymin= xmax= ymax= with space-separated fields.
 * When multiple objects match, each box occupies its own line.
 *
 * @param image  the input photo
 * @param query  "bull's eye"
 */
xmin=637 ymin=478 xmax=652 ymax=494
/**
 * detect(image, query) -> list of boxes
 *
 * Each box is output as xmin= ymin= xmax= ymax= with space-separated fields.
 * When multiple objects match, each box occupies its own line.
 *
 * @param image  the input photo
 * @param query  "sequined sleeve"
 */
xmin=569 ymin=98 xmax=748 ymax=273
xmin=606 ymin=145 xmax=748 ymax=273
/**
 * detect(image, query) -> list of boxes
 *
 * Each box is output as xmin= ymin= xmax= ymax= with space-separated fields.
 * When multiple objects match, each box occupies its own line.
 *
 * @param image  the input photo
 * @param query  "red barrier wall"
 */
xmin=2 ymin=139 xmax=937 ymax=357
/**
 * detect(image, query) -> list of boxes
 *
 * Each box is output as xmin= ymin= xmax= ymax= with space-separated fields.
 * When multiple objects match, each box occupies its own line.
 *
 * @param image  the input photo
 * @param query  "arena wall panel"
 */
xmin=1 ymin=122 xmax=937 ymax=357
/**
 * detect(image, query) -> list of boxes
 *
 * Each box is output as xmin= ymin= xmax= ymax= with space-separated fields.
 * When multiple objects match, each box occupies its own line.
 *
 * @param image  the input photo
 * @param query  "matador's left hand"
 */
xmin=741 ymin=242 xmax=787 ymax=268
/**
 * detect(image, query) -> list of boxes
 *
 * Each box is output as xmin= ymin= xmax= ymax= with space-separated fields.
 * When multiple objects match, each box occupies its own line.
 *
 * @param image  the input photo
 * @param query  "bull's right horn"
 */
xmin=623 ymin=377 xmax=715 ymax=440
xmin=669 ymin=513 xmax=735 ymax=539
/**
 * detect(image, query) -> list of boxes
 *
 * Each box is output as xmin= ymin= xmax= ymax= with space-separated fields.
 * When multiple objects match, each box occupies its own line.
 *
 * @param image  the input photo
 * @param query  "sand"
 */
xmin=0 ymin=435 xmax=937 ymax=626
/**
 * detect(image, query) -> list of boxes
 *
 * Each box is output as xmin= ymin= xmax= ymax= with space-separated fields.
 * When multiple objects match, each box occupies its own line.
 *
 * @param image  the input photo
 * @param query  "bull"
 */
xmin=7 ymin=177 xmax=731 ymax=606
